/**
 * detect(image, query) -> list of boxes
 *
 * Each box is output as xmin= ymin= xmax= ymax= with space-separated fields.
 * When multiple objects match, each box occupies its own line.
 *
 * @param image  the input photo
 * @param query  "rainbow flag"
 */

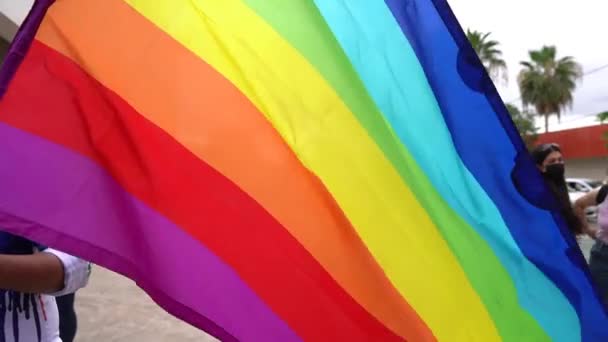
xmin=0 ymin=0 xmax=606 ymax=341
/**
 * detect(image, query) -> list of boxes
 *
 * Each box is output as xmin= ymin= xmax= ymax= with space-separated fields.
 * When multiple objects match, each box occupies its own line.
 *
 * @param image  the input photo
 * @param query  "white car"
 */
xmin=566 ymin=178 xmax=603 ymax=222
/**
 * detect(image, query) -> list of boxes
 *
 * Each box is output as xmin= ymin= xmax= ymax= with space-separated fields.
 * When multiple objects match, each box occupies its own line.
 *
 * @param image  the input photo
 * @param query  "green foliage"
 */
xmin=506 ymin=104 xmax=538 ymax=149
xmin=466 ymin=29 xmax=508 ymax=84
xmin=518 ymin=46 xmax=582 ymax=132
xmin=597 ymin=111 xmax=608 ymax=123
xmin=596 ymin=111 xmax=608 ymax=148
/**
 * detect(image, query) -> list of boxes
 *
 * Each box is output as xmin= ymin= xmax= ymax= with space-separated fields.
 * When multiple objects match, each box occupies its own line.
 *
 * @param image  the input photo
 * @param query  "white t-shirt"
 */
xmin=0 ymin=249 xmax=91 ymax=342
xmin=1 ymin=292 xmax=61 ymax=342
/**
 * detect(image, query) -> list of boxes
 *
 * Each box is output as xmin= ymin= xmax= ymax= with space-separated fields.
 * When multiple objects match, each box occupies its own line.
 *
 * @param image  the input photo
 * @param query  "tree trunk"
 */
xmin=544 ymin=113 xmax=549 ymax=133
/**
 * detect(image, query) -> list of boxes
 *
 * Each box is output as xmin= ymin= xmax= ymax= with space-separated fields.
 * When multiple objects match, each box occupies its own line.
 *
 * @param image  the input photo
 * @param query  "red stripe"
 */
xmin=0 ymin=41 xmax=402 ymax=341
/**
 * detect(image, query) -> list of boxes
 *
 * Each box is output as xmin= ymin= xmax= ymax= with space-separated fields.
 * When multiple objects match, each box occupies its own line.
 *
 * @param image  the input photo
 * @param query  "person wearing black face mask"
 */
xmin=544 ymin=163 xmax=566 ymax=181
xmin=531 ymin=143 xmax=583 ymax=236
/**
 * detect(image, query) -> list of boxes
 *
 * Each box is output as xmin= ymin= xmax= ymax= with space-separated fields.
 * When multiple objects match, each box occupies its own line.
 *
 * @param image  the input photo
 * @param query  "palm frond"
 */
xmin=518 ymin=46 xmax=582 ymax=131
xmin=466 ymin=29 xmax=508 ymax=83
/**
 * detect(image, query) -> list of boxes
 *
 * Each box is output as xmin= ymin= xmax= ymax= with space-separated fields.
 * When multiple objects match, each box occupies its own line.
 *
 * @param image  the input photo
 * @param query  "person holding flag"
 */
xmin=0 ymin=231 xmax=90 ymax=342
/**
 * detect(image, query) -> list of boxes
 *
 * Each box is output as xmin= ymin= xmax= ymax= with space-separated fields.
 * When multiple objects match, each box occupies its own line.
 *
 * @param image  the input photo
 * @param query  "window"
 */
xmin=567 ymin=182 xmax=590 ymax=193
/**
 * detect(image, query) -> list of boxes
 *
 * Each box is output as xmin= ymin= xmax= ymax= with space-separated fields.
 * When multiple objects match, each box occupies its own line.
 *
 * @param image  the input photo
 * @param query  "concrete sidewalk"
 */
xmin=75 ymin=268 xmax=216 ymax=341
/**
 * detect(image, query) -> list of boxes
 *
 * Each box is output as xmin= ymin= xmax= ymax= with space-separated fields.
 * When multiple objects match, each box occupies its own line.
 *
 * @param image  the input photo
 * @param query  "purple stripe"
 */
xmin=0 ymin=0 xmax=54 ymax=98
xmin=0 ymin=122 xmax=300 ymax=342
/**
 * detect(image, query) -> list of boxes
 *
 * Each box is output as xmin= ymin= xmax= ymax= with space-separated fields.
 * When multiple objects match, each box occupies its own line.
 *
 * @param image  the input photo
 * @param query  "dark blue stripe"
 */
xmin=383 ymin=0 xmax=608 ymax=340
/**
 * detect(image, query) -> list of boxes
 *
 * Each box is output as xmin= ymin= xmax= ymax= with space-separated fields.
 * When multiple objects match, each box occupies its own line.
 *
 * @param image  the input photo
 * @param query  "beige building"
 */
xmin=566 ymin=157 xmax=608 ymax=181
xmin=0 ymin=0 xmax=33 ymax=61
xmin=0 ymin=36 xmax=8 ymax=60
xmin=0 ymin=17 xmax=11 ymax=62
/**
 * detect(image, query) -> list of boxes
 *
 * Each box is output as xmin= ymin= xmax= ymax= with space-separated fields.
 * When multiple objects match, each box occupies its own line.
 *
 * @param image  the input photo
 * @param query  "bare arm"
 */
xmin=574 ymin=189 xmax=599 ymax=239
xmin=0 ymin=252 xmax=64 ymax=293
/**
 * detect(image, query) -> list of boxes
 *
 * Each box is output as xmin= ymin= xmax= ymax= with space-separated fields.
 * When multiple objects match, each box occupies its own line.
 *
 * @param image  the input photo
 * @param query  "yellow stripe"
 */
xmin=125 ymin=0 xmax=500 ymax=339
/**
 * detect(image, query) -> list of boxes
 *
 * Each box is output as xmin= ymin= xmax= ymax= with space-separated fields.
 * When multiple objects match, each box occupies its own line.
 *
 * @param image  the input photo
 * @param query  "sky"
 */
xmin=449 ymin=0 xmax=608 ymax=129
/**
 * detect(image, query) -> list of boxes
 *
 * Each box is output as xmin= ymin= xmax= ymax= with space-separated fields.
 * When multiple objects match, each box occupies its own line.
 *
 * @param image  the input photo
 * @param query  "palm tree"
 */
xmin=466 ymin=29 xmax=508 ymax=83
xmin=596 ymin=111 xmax=608 ymax=148
xmin=518 ymin=46 xmax=582 ymax=132
xmin=597 ymin=111 xmax=608 ymax=124
xmin=506 ymin=103 xmax=538 ymax=149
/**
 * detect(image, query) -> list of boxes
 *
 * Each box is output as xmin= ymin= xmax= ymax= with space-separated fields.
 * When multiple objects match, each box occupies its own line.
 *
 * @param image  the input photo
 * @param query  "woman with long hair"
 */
xmin=531 ymin=143 xmax=583 ymax=236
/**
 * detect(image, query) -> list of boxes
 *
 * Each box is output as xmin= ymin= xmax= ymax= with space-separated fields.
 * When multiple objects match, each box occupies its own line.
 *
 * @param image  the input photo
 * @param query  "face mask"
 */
xmin=544 ymin=163 xmax=565 ymax=181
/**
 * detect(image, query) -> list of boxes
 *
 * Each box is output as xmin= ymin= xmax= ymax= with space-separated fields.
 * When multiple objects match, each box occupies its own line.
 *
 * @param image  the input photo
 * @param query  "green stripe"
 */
xmin=243 ymin=1 xmax=548 ymax=340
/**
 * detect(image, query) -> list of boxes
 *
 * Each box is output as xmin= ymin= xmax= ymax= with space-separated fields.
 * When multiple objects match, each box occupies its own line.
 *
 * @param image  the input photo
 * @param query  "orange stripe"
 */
xmin=2 ymin=42 xmax=397 ymax=340
xmin=36 ymin=0 xmax=432 ymax=339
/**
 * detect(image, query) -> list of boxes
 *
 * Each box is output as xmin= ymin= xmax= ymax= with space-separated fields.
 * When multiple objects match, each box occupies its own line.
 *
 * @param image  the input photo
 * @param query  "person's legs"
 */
xmin=56 ymin=293 xmax=77 ymax=342
xmin=589 ymin=241 xmax=608 ymax=305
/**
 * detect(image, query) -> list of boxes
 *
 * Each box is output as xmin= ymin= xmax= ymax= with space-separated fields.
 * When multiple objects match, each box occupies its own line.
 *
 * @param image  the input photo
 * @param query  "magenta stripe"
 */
xmin=0 ymin=122 xmax=300 ymax=342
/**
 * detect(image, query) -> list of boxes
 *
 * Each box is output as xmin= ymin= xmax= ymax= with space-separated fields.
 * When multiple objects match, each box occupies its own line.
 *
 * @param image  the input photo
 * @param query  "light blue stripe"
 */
xmin=312 ymin=1 xmax=579 ymax=340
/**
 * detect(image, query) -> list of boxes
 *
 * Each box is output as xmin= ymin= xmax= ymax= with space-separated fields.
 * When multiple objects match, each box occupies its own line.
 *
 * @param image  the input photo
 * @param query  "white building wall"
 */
xmin=0 ymin=0 xmax=33 ymax=28
xmin=0 ymin=0 xmax=33 ymax=63
xmin=0 ymin=0 xmax=33 ymax=41
xmin=566 ymin=157 xmax=608 ymax=181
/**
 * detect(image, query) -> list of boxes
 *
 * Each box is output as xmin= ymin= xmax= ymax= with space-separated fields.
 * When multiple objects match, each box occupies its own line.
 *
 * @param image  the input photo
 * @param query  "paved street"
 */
xmin=75 ymin=268 xmax=216 ymax=342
